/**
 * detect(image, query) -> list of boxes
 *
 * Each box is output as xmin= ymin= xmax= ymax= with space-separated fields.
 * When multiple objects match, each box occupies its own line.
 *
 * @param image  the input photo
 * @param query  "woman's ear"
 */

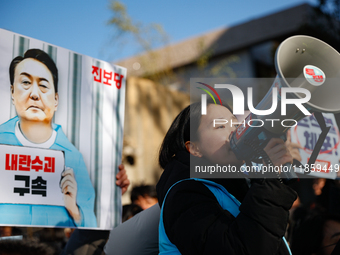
xmin=185 ymin=141 xmax=202 ymax=157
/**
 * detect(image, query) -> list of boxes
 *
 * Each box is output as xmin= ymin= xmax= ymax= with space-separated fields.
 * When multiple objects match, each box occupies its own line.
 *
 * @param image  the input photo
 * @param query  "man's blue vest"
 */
xmin=159 ymin=178 xmax=291 ymax=255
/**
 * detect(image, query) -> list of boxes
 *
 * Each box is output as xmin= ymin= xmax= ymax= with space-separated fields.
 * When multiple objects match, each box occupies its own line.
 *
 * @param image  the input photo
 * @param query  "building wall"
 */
xmin=162 ymin=49 xmax=257 ymax=92
xmin=121 ymin=77 xmax=190 ymax=204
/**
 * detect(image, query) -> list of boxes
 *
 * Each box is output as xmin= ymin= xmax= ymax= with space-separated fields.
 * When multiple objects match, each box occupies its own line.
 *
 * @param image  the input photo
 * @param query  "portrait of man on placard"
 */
xmin=0 ymin=49 xmax=97 ymax=228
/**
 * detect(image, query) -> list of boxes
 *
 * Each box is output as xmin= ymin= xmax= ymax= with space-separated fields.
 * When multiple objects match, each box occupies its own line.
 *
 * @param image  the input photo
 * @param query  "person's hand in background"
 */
xmin=116 ymin=164 xmax=130 ymax=195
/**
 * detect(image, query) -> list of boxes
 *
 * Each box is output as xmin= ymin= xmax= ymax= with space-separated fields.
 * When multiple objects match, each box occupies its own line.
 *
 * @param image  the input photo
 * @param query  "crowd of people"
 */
xmin=1 ymin=101 xmax=340 ymax=255
xmin=0 ymin=48 xmax=340 ymax=254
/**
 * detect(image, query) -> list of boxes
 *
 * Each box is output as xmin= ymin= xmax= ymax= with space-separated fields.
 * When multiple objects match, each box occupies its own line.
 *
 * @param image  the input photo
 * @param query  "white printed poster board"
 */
xmin=0 ymin=28 xmax=126 ymax=229
xmin=0 ymin=145 xmax=65 ymax=206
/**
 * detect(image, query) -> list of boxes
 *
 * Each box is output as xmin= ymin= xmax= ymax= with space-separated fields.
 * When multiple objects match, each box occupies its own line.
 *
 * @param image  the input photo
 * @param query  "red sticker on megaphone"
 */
xmin=303 ymin=65 xmax=325 ymax=86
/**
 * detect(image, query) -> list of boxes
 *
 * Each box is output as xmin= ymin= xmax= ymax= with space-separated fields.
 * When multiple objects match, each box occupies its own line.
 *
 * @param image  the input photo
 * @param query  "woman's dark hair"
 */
xmin=158 ymin=100 xmax=233 ymax=169
xmin=9 ymin=48 xmax=58 ymax=93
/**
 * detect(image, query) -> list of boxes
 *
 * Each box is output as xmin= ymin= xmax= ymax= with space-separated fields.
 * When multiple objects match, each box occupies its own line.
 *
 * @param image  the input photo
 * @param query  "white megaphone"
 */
xmin=230 ymin=35 xmax=340 ymax=179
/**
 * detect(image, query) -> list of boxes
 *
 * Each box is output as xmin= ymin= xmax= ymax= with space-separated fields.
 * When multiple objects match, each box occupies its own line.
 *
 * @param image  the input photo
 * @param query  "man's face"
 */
xmin=11 ymin=58 xmax=58 ymax=124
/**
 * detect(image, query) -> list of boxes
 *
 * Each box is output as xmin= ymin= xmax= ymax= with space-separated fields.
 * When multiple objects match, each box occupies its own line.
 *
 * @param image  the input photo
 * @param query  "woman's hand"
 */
xmin=264 ymin=138 xmax=293 ymax=167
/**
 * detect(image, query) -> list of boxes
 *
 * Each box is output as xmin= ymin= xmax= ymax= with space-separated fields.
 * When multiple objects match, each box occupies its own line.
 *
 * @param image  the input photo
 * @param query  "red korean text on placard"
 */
xmin=5 ymin=154 xmax=55 ymax=173
xmin=18 ymin=154 xmax=31 ymax=171
xmin=31 ymin=156 xmax=43 ymax=172
xmin=92 ymin=66 xmax=124 ymax=89
xmin=92 ymin=66 xmax=102 ymax=83
xmin=6 ymin=154 xmax=18 ymax=170
xmin=103 ymin=70 xmax=112 ymax=86
xmin=44 ymin=157 xmax=55 ymax=173
xmin=114 ymin=73 xmax=124 ymax=89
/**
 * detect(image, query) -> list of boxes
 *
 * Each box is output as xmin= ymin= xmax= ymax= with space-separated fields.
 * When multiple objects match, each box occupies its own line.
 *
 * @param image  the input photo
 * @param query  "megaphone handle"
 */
xmin=280 ymin=162 xmax=298 ymax=184
xmin=243 ymin=139 xmax=298 ymax=184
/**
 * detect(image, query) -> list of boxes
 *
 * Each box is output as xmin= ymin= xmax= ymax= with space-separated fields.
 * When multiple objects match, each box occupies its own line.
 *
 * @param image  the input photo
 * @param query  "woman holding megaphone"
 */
xmin=157 ymin=101 xmax=297 ymax=255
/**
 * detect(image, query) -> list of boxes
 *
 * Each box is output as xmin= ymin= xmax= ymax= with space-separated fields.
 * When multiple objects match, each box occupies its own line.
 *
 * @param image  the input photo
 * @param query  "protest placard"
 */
xmin=291 ymin=113 xmax=340 ymax=179
xmin=0 ymin=145 xmax=65 ymax=206
xmin=0 ymin=28 xmax=126 ymax=229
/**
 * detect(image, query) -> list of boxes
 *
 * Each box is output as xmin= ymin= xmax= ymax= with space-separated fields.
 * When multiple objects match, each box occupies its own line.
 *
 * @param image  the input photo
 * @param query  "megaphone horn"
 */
xmin=230 ymin=35 xmax=340 ymax=164
xmin=257 ymin=35 xmax=340 ymax=134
